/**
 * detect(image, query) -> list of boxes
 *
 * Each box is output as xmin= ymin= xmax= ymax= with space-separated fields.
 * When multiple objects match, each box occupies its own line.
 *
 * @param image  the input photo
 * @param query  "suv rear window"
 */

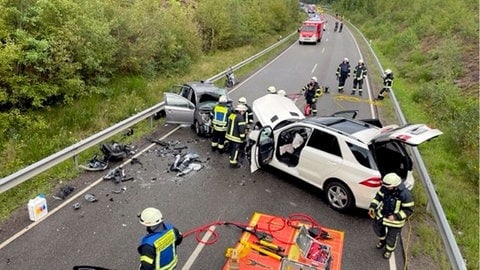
xmin=307 ymin=129 xmax=342 ymax=157
xmin=346 ymin=142 xmax=377 ymax=169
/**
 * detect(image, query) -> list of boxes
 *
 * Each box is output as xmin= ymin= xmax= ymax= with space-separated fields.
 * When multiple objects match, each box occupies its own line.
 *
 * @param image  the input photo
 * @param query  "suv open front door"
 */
xmin=249 ymin=126 xmax=275 ymax=173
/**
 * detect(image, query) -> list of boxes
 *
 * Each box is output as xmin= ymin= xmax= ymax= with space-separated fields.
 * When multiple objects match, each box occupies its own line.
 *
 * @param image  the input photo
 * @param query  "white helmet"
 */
xmin=219 ymin=95 xmax=227 ymax=103
xmin=139 ymin=207 xmax=163 ymax=226
xmin=343 ymin=57 xmax=349 ymax=62
xmin=235 ymin=104 xmax=247 ymax=112
xmin=311 ymin=77 xmax=318 ymax=82
xmin=382 ymin=173 xmax=401 ymax=188
xmin=277 ymin=89 xmax=287 ymax=96
xmin=238 ymin=97 xmax=247 ymax=104
xmin=385 ymin=69 xmax=392 ymax=75
xmin=358 ymin=59 xmax=364 ymax=64
xmin=267 ymin=86 xmax=277 ymax=94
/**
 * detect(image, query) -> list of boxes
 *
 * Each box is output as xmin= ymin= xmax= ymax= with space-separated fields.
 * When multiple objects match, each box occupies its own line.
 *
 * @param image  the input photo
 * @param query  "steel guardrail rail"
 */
xmin=0 ymin=32 xmax=297 ymax=194
xmin=347 ymin=20 xmax=467 ymax=270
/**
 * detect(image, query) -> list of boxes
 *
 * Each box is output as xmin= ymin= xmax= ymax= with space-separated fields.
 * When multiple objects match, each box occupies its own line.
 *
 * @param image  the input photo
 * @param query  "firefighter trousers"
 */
xmin=373 ymin=218 xmax=402 ymax=252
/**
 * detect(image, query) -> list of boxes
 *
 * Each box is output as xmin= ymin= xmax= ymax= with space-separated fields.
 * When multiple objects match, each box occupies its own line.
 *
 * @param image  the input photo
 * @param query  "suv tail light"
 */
xmin=359 ymin=177 xmax=382 ymax=188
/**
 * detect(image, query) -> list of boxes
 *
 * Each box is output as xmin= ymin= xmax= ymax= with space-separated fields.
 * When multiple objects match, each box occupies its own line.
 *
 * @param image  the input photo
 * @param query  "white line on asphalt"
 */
xmin=311 ymin=63 xmax=317 ymax=74
xmin=0 ymin=126 xmax=182 ymax=250
xmin=181 ymin=225 xmax=217 ymax=270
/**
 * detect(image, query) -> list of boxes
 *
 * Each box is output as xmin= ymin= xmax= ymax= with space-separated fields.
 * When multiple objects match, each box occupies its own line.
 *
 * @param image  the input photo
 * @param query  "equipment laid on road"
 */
xmin=223 ymin=212 xmax=344 ymax=270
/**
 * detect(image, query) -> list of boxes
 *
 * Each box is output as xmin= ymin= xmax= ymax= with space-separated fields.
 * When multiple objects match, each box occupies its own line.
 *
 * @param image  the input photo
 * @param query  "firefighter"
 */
xmin=302 ymin=77 xmax=322 ymax=115
xmin=377 ymin=69 xmax=394 ymax=100
xmin=267 ymin=85 xmax=277 ymax=94
xmin=225 ymin=104 xmax=247 ymax=168
xmin=336 ymin=58 xmax=350 ymax=93
xmin=351 ymin=59 xmax=367 ymax=96
xmin=138 ymin=207 xmax=183 ymax=270
xmin=277 ymin=89 xmax=287 ymax=97
xmin=368 ymin=173 xmax=414 ymax=259
xmin=238 ymin=97 xmax=254 ymax=126
xmin=210 ymin=95 xmax=231 ymax=154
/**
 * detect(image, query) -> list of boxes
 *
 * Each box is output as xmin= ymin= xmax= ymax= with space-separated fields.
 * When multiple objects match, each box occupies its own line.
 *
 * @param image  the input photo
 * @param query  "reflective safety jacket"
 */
xmin=303 ymin=82 xmax=322 ymax=101
xmin=244 ymin=104 xmax=254 ymax=125
xmin=336 ymin=62 xmax=351 ymax=77
xmin=211 ymin=103 xmax=231 ymax=132
xmin=138 ymin=223 xmax=181 ymax=270
xmin=225 ymin=113 xmax=246 ymax=143
xmin=353 ymin=64 xmax=367 ymax=80
xmin=369 ymin=184 xmax=414 ymax=228
xmin=383 ymin=73 xmax=394 ymax=88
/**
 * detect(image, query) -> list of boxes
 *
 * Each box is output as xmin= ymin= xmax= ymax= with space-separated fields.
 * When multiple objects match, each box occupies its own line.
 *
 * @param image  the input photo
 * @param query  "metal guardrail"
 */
xmin=0 ymin=32 xmax=297 ymax=195
xmin=347 ymin=21 xmax=467 ymax=270
xmin=0 ymin=25 xmax=465 ymax=269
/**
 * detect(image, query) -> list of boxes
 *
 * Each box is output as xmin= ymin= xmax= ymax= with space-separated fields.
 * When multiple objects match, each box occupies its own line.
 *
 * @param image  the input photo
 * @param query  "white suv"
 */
xmin=248 ymin=94 xmax=442 ymax=211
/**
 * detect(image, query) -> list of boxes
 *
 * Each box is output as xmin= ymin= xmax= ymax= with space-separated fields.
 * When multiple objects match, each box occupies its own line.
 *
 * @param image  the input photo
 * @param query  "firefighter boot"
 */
xmin=351 ymin=90 xmax=355 ymax=95
xmin=359 ymin=91 xmax=363 ymax=96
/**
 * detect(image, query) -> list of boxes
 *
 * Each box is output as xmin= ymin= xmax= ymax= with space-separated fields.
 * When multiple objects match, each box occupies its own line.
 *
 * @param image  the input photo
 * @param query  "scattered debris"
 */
xmin=73 ymin=202 xmax=81 ymax=210
xmin=111 ymin=186 xmax=127 ymax=194
xmin=101 ymin=142 xmax=135 ymax=162
xmin=130 ymin=158 xmax=143 ymax=167
xmin=103 ymin=167 xmax=134 ymax=183
xmin=53 ymin=185 xmax=75 ymax=200
xmin=78 ymin=154 xmax=109 ymax=171
xmin=84 ymin=193 xmax=98 ymax=202
xmin=169 ymin=151 xmax=203 ymax=177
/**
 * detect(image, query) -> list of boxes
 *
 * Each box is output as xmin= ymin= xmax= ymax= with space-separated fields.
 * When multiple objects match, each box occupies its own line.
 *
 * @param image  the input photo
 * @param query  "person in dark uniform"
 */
xmin=302 ymin=76 xmax=322 ymax=115
xmin=351 ymin=59 xmax=367 ymax=96
xmin=377 ymin=69 xmax=394 ymax=100
xmin=210 ymin=95 xmax=231 ymax=154
xmin=368 ymin=173 xmax=414 ymax=259
xmin=225 ymin=104 xmax=247 ymax=168
xmin=138 ymin=207 xmax=183 ymax=270
xmin=336 ymin=58 xmax=351 ymax=93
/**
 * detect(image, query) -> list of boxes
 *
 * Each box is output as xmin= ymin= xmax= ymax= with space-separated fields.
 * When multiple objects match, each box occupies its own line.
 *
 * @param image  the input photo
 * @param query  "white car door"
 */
xmin=164 ymin=92 xmax=195 ymax=125
xmin=249 ymin=126 xmax=275 ymax=173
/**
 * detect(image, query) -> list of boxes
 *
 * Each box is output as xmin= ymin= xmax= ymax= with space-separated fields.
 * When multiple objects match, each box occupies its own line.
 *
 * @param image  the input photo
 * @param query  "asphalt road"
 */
xmin=0 ymin=15 xmax=403 ymax=270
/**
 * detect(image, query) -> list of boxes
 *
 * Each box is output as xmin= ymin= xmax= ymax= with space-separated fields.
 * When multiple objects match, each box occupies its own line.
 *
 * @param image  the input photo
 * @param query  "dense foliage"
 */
xmin=0 ymin=0 xmax=301 ymax=174
xmin=327 ymin=0 xmax=479 ymax=268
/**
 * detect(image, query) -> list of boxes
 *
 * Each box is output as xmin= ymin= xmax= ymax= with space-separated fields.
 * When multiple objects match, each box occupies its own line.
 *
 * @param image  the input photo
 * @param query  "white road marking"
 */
xmin=311 ymin=63 xmax=317 ymax=74
xmin=181 ymin=225 xmax=217 ymax=270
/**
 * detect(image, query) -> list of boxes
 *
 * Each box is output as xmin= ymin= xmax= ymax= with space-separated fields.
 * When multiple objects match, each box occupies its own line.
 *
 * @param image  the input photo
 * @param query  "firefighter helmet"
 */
xmin=343 ymin=57 xmax=349 ymax=62
xmin=139 ymin=207 xmax=163 ymax=226
xmin=382 ymin=173 xmax=401 ymax=188
xmin=277 ymin=89 xmax=287 ymax=96
xmin=385 ymin=69 xmax=392 ymax=75
xmin=238 ymin=97 xmax=247 ymax=104
xmin=267 ymin=86 xmax=277 ymax=94
xmin=311 ymin=77 xmax=318 ymax=82
xmin=235 ymin=104 xmax=247 ymax=112
xmin=358 ymin=59 xmax=364 ymax=64
xmin=219 ymin=95 xmax=228 ymax=104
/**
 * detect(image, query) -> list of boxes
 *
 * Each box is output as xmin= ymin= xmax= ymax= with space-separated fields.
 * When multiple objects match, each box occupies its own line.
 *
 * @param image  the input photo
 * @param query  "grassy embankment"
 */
xmin=0 ymin=34 xmax=298 ymax=219
xmin=330 ymin=0 xmax=479 ymax=268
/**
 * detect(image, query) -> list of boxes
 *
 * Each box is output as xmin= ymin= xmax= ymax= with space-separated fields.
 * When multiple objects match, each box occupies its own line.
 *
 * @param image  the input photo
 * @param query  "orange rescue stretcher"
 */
xmin=222 ymin=212 xmax=344 ymax=270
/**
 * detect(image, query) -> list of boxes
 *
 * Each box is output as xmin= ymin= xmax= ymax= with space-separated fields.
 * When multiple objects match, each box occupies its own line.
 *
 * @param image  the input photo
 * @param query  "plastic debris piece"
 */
xmin=84 ymin=194 xmax=98 ymax=202
xmin=72 ymin=203 xmax=81 ymax=210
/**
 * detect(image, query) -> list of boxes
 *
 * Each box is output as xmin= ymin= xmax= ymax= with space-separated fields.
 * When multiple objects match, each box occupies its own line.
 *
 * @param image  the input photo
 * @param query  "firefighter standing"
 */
xmin=225 ymin=104 xmax=247 ymax=168
xmin=368 ymin=173 xmax=414 ymax=259
xmin=377 ymin=69 xmax=394 ymax=100
xmin=351 ymin=59 xmax=367 ymax=96
xmin=238 ymin=97 xmax=253 ymax=127
xmin=138 ymin=207 xmax=183 ymax=270
xmin=302 ymin=77 xmax=322 ymax=115
xmin=210 ymin=95 xmax=231 ymax=154
xmin=336 ymin=58 xmax=351 ymax=93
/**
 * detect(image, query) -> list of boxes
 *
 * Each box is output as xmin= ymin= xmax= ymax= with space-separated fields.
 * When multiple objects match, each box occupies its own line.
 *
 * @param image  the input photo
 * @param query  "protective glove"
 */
xmin=368 ymin=208 xmax=375 ymax=219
